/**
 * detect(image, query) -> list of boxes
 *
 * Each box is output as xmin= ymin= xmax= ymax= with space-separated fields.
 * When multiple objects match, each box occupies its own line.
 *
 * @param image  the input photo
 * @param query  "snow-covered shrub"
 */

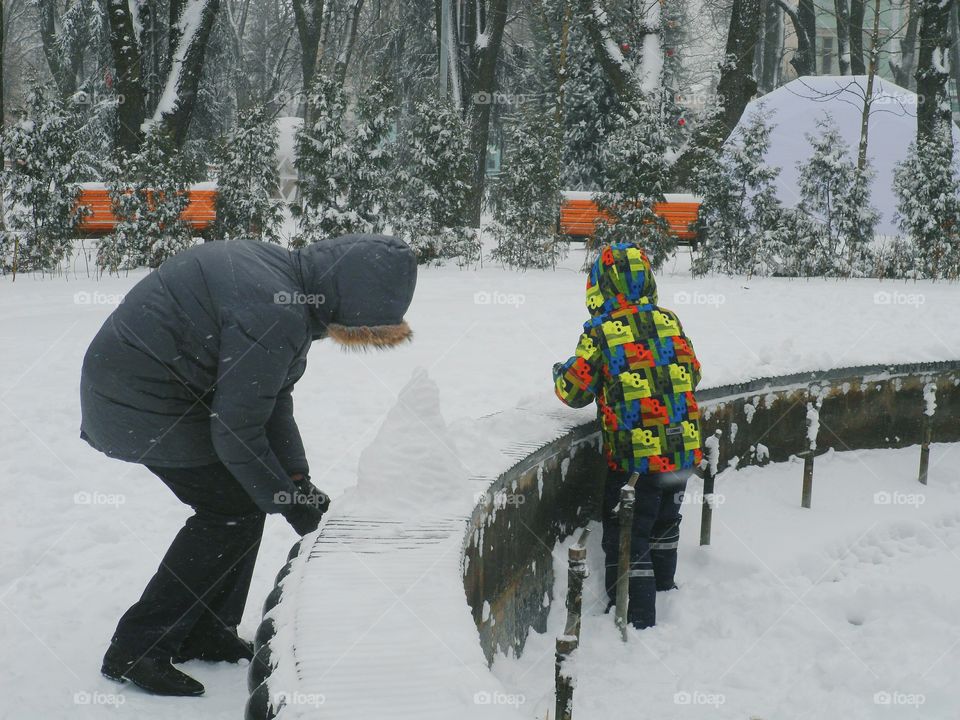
xmin=593 ymin=99 xmax=673 ymax=270
xmin=894 ymin=136 xmax=960 ymax=280
xmin=214 ymin=107 xmax=284 ymax=242
xmin=392 ymin=98 xmax=478 ymax=266
xmin=490 ymin=112 xmax=566 ymax=269
xmin=0 ymin=87 xmax=94 ymax=274
xmin=98 ymin=130 xmax=194 ymax=272
xmin=693 ymin=110 xmax=786 ymax=276
xmin=792 ymin=116 xmax=878 ymax=276
xmin=291 ymin=76 xmax=349 ymax=244
xmin=293 ymin=78 xmax=396 ymax=245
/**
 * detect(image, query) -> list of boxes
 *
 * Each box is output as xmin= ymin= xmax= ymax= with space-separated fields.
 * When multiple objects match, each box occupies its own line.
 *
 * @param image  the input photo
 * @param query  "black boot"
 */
xmin=102 ymin=645 xmax=204 ymax=696
xmin=173 ymin=627 xmax=254 ymax=664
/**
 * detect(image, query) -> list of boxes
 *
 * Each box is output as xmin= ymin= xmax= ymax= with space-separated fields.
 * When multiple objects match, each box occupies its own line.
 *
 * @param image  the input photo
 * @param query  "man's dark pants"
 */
xmin=601 ymin=469 xmax=687 ymax=629
xmin=109 ymin=463 xmax=265 ymax=659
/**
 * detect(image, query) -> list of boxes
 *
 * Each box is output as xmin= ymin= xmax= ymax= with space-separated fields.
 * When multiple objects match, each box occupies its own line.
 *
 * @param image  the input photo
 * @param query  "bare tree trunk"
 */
xmin=915 ymin=0 xmax=953 ymax=149
xmin=949 ymin=1 xmax=960 ymax=116
xmin=891 ymin=0 xmax=919 ymax=89
xmin=464 ymin=0 xmax=507 ymax=227
xmin=37 ymin=0 xmax=77 ymax=97
xmin=835 ymin=0 xmax=851 ymax=74
xmin=154 ymin=0 xmax=222 ymax=146
xmin=673 ymin=0 xmax=762 ymax=186
xmin=774 ymin=0 xmax=815 ymax=76
xmin=849 ymin=0 xmax=866 ymax=73
xmin=798 ymin=0 xmax=817 ymax=73
xmin=292 ymin=0 xmax=325 ymax=112
xmin=858 ymin=0 xmax=882 ymax=171
xmin=756 ymin=0 xmax=783 ymax=93
xmin=334 ymin=0 xmax=365 ymax=85
xmin=106 ymin=0 xmax=147 ymax=154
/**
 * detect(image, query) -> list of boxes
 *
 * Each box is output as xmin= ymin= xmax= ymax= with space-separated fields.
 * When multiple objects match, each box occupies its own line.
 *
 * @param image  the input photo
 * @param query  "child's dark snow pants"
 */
xmin=601 ymin=469 xmax=687 ymax=629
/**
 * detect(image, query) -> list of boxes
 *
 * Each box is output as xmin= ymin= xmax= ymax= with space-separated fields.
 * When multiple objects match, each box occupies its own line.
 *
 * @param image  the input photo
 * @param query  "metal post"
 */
xmin=918 ymin=415 xmax=932 ymax=485
xmin=699 ymin=467 xmax=714 ymax=546
xmin=615 ymin=473 xmax=639 ymax=642
xmin=801 ymin=451 xmax=814 ymax=508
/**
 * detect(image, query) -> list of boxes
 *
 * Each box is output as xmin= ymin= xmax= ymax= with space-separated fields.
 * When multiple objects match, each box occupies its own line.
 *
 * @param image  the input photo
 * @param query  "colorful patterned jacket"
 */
xmin=553 ymin=243 xmax=703 ymax=475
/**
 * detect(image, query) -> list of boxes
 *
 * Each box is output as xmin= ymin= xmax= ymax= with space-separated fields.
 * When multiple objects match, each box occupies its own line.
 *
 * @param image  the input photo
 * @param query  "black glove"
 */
xmin=280 ymin=476 xmax=331 ymax=535
xmin=293 ymin=476 xmax=331 ymax=515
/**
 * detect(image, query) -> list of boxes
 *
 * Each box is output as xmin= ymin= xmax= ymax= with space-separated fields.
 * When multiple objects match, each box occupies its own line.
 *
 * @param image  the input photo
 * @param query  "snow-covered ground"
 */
xmin=0 ymin=245 xmax=958 ymax=719
xmin=497 ymin=444 xmax=960 ymax=719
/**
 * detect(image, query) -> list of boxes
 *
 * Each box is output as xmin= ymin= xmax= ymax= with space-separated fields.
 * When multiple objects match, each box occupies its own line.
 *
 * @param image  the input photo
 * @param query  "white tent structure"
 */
xmin=732 ymin=75 xmax=960 ymax=235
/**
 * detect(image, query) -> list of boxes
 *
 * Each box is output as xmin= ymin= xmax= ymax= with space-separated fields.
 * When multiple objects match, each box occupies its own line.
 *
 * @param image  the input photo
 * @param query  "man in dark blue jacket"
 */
xmin=80 ymin=234 xmax=417 ymax=696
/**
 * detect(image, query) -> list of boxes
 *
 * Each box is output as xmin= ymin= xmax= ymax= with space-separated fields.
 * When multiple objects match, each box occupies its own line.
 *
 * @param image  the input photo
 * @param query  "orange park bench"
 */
xmin=75 ymin=182 xmax=218 ymax=237
xmin=559 ymin=191 xmax=701 ymax=246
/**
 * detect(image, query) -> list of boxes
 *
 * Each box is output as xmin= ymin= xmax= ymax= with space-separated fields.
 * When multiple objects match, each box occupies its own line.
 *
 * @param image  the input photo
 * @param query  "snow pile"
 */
xmin=354 ymin=368 xmax=469 ymax=515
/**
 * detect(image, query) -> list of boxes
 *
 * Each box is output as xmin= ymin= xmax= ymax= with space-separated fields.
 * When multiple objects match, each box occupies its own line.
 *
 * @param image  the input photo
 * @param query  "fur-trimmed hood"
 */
xmin=293 ymin=234 xmax=417 ymax=348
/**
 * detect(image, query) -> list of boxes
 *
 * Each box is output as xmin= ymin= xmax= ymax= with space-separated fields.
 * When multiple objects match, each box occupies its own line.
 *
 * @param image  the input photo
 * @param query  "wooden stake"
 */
xmin=801 ymin=451 xmax=814 ymax=508
xmin=615 ymin=472 xmax=639 ymax=642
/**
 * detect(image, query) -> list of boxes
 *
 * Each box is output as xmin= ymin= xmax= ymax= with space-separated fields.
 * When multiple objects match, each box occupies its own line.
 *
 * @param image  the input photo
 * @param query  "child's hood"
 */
xmin=585 ymin=243 xmax=658 ymax=317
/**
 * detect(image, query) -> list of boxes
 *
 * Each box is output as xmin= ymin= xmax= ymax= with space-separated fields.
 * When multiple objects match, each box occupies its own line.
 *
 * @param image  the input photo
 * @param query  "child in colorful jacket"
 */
xmin=553 ymin=242 xmax=703 ymax=629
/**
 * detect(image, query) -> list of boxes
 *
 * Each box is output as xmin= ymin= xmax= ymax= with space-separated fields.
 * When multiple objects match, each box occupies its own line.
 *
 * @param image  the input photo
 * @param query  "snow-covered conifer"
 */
xmin=393 ymin=98 xmax=478 ymax=265
xmin=894 ymin=136 xmax=960 ymax=279
xmin=1 ymin=87 xmax=94 ymax=274
xmin=490 ymin=111 xmax=566 ymax=269
xmin=214 ymin=107 xmax=284 ymax=242
xmin=593 ymin=99 xmax=673 ymax=269
xmin=98 ymin=130 xmax=193 ymax=272
xmin=693 ymin=110 xmax=785 ymax=276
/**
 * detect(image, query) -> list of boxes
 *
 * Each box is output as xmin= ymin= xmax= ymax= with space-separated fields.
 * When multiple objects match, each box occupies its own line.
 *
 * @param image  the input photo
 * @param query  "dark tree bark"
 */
xmin=292 ymin=0 xmax=325 ymax=100
xmin=915 ymin=0 xmax=954 ymax=149
xmin=835 ymin=0 xmax=851 ymax=74
xmin=849 ymin=0 xmax=866 ymax=73
xmin=673 ymin=0 xmax=762 ymax=187
xmin=773 ymin=0 xmax=815 ymax=76
xmin=334 ymin=0 xmax=365 ymax=84
xmin=797 ymin=0 xmax=817 ymax=74
xmin=154 ymin=0 xmax=222 ymax=146
xmin=464 ymin=0 xmax=508 ymax=227
xmin=106 ymin=0 xmax=147 ymax=154
xmin=38 ymin=0 xmax=76 ymax=97
xmin=890 ymin=0 xmax=919 ymax=89
xmin=756 ymin=0 xmax=782 ymax=93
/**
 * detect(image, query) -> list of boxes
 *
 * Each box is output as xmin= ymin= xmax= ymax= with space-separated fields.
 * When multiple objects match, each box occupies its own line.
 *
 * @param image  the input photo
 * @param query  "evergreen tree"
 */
xmin=0 ymin=87 xmax=94 ymax=274
xmin=794 ymin=115 xmax=879 ymax=276
xmin=490 ymin=111 xmax=566 ymax=269
xmin=693 ymin=110 xmax=786 ymax=276
xmin=292 ymin=76 xmax=350 ymax=245
xmin=894 ymin=136 xmax=960 ymax=279
xmin=392 ymin=98 xmax=478 ymax=266
xmin=561 ymin=20 xmax=619 ymax=190
xmin=98 ymin=130 xmax=194 ymax=272
xmin=214 ymin=107 xmax=284 ymax=242
xmin=293 ymin=78 xmax=396 ymax=244
xmin=593 ymin=99 xmax=673 ymax=270
xmin=341 ymin=80 xmax=396 ymax=236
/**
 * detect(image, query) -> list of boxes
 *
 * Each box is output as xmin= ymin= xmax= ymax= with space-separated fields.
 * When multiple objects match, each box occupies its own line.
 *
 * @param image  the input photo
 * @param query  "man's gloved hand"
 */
xmin=293 ymin=475 xmax=331 ymax=515
xmin=282 ymin=474 xmax=331 ymax=535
